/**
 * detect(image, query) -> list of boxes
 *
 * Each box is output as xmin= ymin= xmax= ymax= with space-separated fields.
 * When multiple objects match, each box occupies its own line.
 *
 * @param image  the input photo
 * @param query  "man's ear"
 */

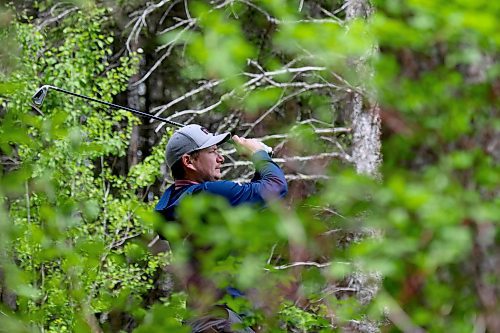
xmin=181 ymin=154 xmax=196 ymax=171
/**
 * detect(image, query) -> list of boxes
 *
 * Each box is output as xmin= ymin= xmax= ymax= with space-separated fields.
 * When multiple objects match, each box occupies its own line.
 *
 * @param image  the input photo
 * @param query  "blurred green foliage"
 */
xmin=164 ymin=0 xmax=499 ymax=331
xmin=0 ymin=5 xmax=172 ymax=332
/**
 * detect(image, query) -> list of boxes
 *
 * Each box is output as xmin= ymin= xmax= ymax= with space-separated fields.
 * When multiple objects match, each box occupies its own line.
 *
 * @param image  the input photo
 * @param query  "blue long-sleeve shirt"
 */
xmin=155 ymin=150 xmax=288 ymax=220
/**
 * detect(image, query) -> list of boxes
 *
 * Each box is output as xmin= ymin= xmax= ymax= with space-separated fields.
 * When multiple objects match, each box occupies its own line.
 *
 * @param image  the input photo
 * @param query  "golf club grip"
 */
xmin=260 ymin=143 xmax=273 ymax=156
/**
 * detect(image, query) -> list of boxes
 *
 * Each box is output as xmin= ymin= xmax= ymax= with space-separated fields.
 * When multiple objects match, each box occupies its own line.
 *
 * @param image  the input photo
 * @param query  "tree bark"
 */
xmin=341 ymin=1 xmax=383 ymax=330
xmin=127 ymin=52 xmax=147 ymax=170
xmin=127 ymin=85 xmax=141 ymax=169
xmin=345 ymin=93 xmax=381 ymax=177
xmin=344 ymin=0 xmax=381 ymax=178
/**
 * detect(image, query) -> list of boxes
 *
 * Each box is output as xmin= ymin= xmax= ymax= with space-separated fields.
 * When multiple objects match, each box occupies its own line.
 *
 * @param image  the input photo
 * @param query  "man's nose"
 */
xmin=217 ymin=153 xmax=224 ymax=163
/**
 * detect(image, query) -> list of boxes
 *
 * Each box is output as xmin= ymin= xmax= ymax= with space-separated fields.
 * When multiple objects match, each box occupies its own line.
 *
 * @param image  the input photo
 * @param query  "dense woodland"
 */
xmin=0 ymin=0 xmax=498 ymax=332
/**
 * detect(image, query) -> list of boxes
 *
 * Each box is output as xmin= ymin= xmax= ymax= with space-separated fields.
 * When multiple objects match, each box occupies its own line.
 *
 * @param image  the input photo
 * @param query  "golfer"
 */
xmin=156 ymin=124 xmax=287 ymax=218
xmin=155 ymin=124 xmax=288 ymax=332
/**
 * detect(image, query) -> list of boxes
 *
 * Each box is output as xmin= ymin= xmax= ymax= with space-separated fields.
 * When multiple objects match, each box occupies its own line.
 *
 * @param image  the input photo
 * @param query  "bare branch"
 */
xmin=285 ymin=174 xmax=330 ymax=181
xmin=154 ymin=100 xmax=223 ymax=132
xmin=245 ymin=62 xmax=327 ymax=77
xmin=37 ymin=6 xmax=79 ymax=30
xmin=266 ymin=261 xmax=350 ymax=270
xmin=254 ymin=127 xmax=351 ymax=142
xmin=155 ymin=19 xmax=197 ymax=52
xmin=237 ymin=0 xmax=280 ymax=24
xmin=30 ymin=103 xmax=45 ymax=116
xmin=320 ymin=3 xmax=349 ymax=16
xmin=274 ymin=152 xmax=351 ymax=162
xmin=111 ymin=232 xmax=142 ymax=248
xmin=242 ymin=85 xmax=335 ymax=136
xmin=184 ymin=0 xmax=192 ymax=20
xmin=159 ymin=0 xmax=183 ymax=25
xmin=222 ymin=152 xmax=352 ymax=169
xmin=267 ymin=243 xmax=277 ymax=265
xmin=152 ymin=62 xmax=345 ymax=133
xmin=264 ymin=81 xmax=342 ymax=90
xmin=230 ymin=173 xmax=331 ymax=183
xmin=126 ymin=0 xmax=171 ymax=52
xmin=151 ymin=79 xmax=223 ymax=116
xmin=166 ymin=101 xmax=222 ymax=121
xmin=237 ymin=0 xmax=342 ymax=25
xmin=219 ymin=127 xmax=351 ymax=158
xmin=156 ymin=18 xmax=193 ymax=35
xmin=132 ymin=20 xmax=196 ymax=87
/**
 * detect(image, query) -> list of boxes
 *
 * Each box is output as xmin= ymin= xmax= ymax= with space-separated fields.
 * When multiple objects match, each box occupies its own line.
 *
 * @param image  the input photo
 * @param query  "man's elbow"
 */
xmin=279 ymin=181 xmax=288 ymax=198
xmin=266 ymin=178 xmax=288 ymax=199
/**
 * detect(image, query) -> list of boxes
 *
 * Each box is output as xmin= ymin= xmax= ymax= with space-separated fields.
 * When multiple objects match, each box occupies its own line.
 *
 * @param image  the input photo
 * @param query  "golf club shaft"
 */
xmin=34 ymin=85 xmax=274 ymax=153
xmin=46 ymin=85 xmax=183 ymax=127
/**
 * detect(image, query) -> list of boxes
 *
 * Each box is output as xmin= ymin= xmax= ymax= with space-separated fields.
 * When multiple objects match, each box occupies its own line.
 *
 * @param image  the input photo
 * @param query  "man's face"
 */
xmin=190 ymin=145 xmax=225 ymax=181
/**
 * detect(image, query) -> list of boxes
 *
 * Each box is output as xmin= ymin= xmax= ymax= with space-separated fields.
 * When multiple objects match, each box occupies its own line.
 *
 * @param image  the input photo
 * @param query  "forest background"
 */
xmin=0 ymin=0 xmax=498 ymax=332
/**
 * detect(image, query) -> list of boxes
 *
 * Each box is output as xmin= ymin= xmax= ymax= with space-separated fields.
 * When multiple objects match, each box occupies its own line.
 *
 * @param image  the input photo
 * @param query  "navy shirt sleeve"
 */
xmin=194 ymin=150 xmax=287 ymax=206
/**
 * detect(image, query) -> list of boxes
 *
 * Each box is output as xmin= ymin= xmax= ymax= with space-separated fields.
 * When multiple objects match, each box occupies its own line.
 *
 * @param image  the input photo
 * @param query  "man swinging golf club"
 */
xmin=155 ymin=124 xmax=288 ymax=332
xmin=156 ymin=124 xmax=287 ymax=217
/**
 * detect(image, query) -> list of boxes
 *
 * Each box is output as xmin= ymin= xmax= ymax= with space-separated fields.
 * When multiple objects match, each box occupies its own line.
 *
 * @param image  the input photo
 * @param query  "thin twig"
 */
xmin=184 ymin=0 xmax=192 ymax=20
xmin=154 ymin=100 xmax=223 ymax=132
xmin=159 ymin=0 xmax=183 ymax=25
xmin=126 ymin=0 xmax=171 ymax=52
xmin=266 ymin=261 xmax=350 ymax=270
xmin=151 ymin=80 xmax=222 ymax=115
xmin=37 ymin=6 xmax=79 ymax=30
xmin=222 ymin=152 xmax=351 ymax=169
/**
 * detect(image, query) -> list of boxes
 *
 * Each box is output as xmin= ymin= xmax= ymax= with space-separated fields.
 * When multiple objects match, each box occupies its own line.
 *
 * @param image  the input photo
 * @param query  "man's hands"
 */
xmin=232 ymin=135 xmax=269 ymax=157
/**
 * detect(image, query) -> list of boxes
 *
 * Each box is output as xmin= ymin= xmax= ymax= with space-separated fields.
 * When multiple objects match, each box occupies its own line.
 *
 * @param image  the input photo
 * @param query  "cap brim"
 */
xmin=196 ymin=132 xmax=231 ymax=151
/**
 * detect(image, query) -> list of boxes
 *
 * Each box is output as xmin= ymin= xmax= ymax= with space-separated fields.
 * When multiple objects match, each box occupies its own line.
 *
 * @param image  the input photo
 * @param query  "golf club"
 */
xmin=32 ymin=85 xmax=184 ymax=127
xmin=32 ymin=85 xmax=273 ymax=154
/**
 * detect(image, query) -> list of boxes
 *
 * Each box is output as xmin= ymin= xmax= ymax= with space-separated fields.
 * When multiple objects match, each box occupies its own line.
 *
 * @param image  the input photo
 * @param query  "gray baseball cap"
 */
xmin=166 ymin=124 xmax=231 ymax=168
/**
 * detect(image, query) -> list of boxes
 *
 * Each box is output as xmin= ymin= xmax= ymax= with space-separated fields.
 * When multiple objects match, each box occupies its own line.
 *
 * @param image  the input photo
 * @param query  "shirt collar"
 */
xmin=174 ymin=179 xmax=200 ymax=190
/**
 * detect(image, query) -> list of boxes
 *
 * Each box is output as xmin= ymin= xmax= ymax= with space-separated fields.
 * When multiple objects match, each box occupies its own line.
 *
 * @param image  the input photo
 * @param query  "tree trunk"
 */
xmin=0 ymin=268 xmax=17 ymax=310
xmin=341 ymin=1 xmax=383 ymax=331
xmin=127 ymin=85 xmax=141 ymax=169
xmin=346 ymin=93 xmax=382 ymax=177
xmin=344 ymin=0 xmax=381 ymax=178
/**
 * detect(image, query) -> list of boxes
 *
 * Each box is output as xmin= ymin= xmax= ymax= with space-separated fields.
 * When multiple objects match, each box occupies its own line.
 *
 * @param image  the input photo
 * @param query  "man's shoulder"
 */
xmin=193 ymin=180 xmax=253 ymax=205
xmin=196 ymin=180 xmax=242 ymax=192
xmin=155 ymin=183 xmax=198 ymax=212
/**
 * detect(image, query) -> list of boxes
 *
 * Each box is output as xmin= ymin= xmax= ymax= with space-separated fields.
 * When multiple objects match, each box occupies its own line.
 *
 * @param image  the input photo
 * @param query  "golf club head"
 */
xmin=32 ymin=85 xmax=50 ymax=106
